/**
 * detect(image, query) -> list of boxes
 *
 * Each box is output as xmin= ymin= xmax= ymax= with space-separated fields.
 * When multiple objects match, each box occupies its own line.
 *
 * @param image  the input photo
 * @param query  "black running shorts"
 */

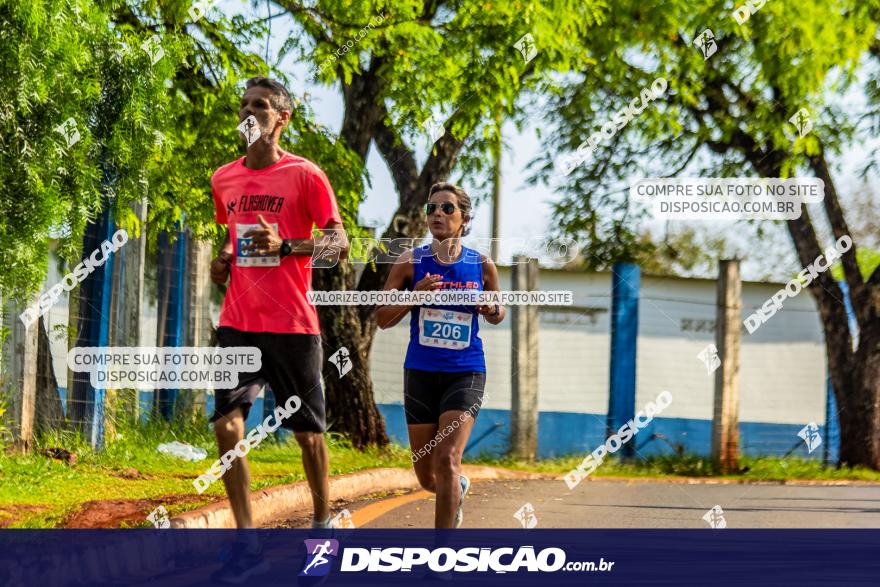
xmin=403 ymin=369 xmax=486 ymax=425
xmin=210 ymin=327 xmax=326 ymax=433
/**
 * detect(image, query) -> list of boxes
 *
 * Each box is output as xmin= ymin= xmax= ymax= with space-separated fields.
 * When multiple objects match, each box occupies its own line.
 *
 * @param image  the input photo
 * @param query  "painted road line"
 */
xmin=350 ymin=490 xmax=433 ymax=527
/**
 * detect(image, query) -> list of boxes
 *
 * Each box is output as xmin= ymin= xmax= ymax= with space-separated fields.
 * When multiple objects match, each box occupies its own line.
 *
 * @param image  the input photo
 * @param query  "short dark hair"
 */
xmin=428 ymin=182 xmax=473 ymax=237
xmin=244 ymin=77 xmax=293 ymax=113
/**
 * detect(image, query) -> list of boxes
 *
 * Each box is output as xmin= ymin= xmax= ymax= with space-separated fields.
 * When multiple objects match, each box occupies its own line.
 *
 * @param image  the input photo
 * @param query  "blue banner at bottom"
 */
xmin=0 ymin=529 xmax=877 ymax=586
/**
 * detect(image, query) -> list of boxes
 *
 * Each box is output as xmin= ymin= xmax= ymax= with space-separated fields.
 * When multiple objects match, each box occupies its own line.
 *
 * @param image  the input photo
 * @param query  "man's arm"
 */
xmin=283 ymin=221 xmax=350 ymax=265
xmin=241 ymin=215 xmax=349 ymax=265
xmin=210 ymin=229 xmax=233 ymax=284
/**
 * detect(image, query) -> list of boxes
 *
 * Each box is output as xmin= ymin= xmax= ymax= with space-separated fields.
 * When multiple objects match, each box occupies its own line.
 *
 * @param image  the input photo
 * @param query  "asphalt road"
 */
xmin=306 ymin=478 xmax=880 ymax=529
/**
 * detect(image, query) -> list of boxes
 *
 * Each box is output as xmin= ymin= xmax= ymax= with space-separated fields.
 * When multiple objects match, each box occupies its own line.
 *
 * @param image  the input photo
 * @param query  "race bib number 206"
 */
xmin=236 ymin=223 xmax=280 ymax=267
xmin=418 ymin=308 xmax=472 ymax=350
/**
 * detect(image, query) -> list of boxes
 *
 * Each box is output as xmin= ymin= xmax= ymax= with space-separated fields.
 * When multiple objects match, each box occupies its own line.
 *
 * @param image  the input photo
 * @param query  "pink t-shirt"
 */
xmin=212 ymin=152 xmax=342 ymax=334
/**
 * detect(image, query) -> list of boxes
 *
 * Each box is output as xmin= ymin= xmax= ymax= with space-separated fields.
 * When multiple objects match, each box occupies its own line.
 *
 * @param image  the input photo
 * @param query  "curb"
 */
xmin=171 ymin=465 xmax=547 ymax=529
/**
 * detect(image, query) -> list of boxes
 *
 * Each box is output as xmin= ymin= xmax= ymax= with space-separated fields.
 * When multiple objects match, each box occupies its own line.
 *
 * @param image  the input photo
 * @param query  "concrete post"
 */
xmin=3 ymin=297 xmax=39 ymax=452
xmin=179 ymin=235 xmax=213 ymax=421
xmin=711 ymin=259 xmax=742 ymax=473
xmin=510 ymin=256 xmax=538 ymax=460
xmin=117 ymin=201 xmax=147 ymax=425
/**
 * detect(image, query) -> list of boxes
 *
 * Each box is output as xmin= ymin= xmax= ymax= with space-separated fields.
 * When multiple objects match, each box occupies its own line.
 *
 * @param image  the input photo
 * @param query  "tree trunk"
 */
xmin=316 ymin=60 xmax=466 ymax=448
xmin=313 ymin=261 xmax=389 ymax=449
xmin=744 ymin=142 xmax=880 ymax=469
xmin=837 ymin=275 xmax=880 ymax=468
xmin=834 ymin=340 xmax=880 ymax=468
xmin=35 ymin=315 xmax=65 ymax=434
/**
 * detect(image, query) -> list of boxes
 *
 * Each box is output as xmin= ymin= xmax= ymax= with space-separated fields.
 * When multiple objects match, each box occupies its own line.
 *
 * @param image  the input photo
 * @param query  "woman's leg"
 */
xmin=431 ymin=409 xmax=478 ymax=527
xmin=408 ymin=423 xmax=440 ymax=492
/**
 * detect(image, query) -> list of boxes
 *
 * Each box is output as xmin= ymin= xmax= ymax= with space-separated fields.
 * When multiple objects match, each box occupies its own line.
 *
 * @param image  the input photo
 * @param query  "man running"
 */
xmin=302 ymin=540 xmax=335 ymax=575
xmin=208 ymin=76 xmax=348 ymax=581
xmin=376 ymin=182 xmax=505 ymax=528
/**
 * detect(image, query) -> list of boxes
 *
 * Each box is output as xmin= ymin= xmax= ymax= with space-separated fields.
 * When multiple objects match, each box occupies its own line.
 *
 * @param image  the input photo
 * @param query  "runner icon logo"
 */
xmin=694 ymin=29 xmax=717 ymax=60
xmin=702 ymin=505 xmax=727 ymax=529
xmin=330 ymin=509 xmax=355 ymax=529
xmin=329 ymin=347 xmax=352 ymax=377
xmin=697 ymin=344 xmax=721 ymax=375
xmin=55 ymin=117 xmax=81 ymax=148
xmin=797 ymin=422 xmax=822 ymax=453
xmin=237 ymin=115 xmax=262 ymax=147
xmin=146 ymin=505 xmax=170 ymax=529
xmin=514 ymin=33 xmax=537 ymax=63
xmin=789 ymin=108 xmax=813 ymax=137
xmin=301 ymin=539 xmax=339 ymax=577
xmin=140 ymin=34 xmax=165 ymax=66
xmin=514 ymin=503 xmax=538 ymax=529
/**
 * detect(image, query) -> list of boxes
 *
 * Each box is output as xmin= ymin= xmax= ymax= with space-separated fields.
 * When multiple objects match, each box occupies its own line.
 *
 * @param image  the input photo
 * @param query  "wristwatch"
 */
xmin=280 ymin=240 xmax=292 ymax=257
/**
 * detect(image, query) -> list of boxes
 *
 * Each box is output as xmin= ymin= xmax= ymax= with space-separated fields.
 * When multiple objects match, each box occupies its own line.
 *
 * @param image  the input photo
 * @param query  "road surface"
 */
xmin=272 ymin=478 xmax=880 ymax=529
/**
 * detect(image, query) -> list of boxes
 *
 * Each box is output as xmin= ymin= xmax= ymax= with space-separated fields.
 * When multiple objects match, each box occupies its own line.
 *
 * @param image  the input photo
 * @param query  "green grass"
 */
xmin=473 ymin=453 xmax=880 ymax=482
xmin=0 ymin=415 xmax=410 ymax=528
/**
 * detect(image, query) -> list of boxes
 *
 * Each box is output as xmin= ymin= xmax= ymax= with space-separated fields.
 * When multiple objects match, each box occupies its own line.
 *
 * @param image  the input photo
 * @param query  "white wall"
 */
xmin=372 ymin=268 xmax=828 ymax=427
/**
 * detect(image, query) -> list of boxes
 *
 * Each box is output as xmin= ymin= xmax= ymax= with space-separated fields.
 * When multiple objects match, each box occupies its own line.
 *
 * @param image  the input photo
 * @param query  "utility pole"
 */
xmin=711 ymin=259 xmax=742 ymax=474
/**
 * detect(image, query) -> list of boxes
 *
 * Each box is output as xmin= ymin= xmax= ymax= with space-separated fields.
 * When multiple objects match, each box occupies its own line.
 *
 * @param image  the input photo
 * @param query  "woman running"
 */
xmin=376 ymin=182 xmax=505 ymax=528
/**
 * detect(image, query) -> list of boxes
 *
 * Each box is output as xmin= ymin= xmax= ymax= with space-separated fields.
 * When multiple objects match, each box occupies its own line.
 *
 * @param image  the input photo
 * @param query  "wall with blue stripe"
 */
xmin=370 ymin=264 xmax=841 ymax=461
xmin=48 ymin=255 xmax=847 ymax=462
xmin=376 ymin=404 xmax=826 ymax=460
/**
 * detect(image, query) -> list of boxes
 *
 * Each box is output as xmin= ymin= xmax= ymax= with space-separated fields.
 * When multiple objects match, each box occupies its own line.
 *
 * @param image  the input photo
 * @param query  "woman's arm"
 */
xmin=376 ymin=249 xmax=445 ymax=328
xmin=377 ymin=250 xmax=415 ymax=329
xmin=476 ymin=255 xmax=505 ymax=325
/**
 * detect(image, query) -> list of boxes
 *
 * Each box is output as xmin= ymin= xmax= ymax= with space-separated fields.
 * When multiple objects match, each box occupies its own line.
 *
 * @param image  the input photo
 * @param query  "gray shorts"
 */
xmin=210 ymin=327 xmax=326 ymax=433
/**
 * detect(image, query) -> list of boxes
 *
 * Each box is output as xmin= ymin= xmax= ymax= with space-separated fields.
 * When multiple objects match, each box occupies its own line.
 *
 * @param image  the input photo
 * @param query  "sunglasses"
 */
xmin=425 ymin=202 xmax=458 ymax=215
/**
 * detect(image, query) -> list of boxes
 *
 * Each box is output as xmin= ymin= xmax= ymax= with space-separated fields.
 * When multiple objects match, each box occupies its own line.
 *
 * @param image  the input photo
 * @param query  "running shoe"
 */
xmin=453 ymin=474 xmax=470 ymax=528
xmin=312 ymin=516 xmax=333 ymax=529
xmin=211 ymin=543 xmax=270 ymax=584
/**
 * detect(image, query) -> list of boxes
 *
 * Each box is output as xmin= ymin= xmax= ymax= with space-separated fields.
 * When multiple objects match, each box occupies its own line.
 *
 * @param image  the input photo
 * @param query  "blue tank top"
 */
xmin=404 ymin=245 xmax=487 ymax=373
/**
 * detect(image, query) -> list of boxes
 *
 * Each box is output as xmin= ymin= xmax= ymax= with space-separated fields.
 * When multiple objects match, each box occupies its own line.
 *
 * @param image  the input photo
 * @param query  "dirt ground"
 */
xmin=63 ymin=494 xmax=220 ymax=529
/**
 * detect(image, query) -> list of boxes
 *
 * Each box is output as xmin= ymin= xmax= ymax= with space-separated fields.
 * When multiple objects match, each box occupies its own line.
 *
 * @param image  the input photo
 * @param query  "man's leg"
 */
xmin=260 ymin=332 xmax=331 ymax=525
xmin=295 ymin=431 xmax=330 ymax=523
xmin=209 ymin=405 xmax=269 ymax=582
xmin=213 ymin=407 xmax=253 ymax=528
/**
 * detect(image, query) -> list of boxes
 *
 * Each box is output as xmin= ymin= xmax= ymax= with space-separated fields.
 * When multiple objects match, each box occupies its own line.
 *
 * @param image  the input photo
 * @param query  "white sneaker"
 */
xmin=311 ymin=516 xmax=333 ymax=529
xmin=453 ymin=475 xmax=470 ymax=528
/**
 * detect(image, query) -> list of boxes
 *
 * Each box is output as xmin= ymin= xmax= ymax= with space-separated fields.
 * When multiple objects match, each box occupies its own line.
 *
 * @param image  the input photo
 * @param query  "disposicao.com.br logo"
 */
xmin=301 ymin=539 xmax=340 ymax=577
xmin=300 ymin=542 xmax=613 ymax=575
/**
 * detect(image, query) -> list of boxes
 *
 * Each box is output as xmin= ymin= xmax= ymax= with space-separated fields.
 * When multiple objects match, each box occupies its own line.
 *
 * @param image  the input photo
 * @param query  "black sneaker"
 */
xmin=211 ymin=543 xmax=270 ymax=584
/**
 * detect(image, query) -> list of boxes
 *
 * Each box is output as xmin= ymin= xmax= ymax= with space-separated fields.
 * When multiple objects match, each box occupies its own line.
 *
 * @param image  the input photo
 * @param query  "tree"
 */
xmin=1 ymin=0 xmax=361 ymax=439
xmin=0 ymin=0 xmax=187 ymax=297
xmin=271 ymin=0 xmax=605 ymax=447
xmin=537 ymin=0 xmax=880 ymax=468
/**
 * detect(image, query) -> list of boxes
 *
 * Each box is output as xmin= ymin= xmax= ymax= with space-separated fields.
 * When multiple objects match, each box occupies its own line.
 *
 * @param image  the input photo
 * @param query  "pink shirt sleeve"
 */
xmin=212 ymin=182 xmax=227 ymax=225
xmin=306 ymin=166 xmax=343 ymax=229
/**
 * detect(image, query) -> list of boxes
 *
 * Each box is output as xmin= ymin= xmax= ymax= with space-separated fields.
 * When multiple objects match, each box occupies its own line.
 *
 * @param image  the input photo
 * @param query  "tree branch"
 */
xmin=809 ymin=149 xmax=864 ymax=302
xmin=372 ymin=104 xmax=419 ymax=198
